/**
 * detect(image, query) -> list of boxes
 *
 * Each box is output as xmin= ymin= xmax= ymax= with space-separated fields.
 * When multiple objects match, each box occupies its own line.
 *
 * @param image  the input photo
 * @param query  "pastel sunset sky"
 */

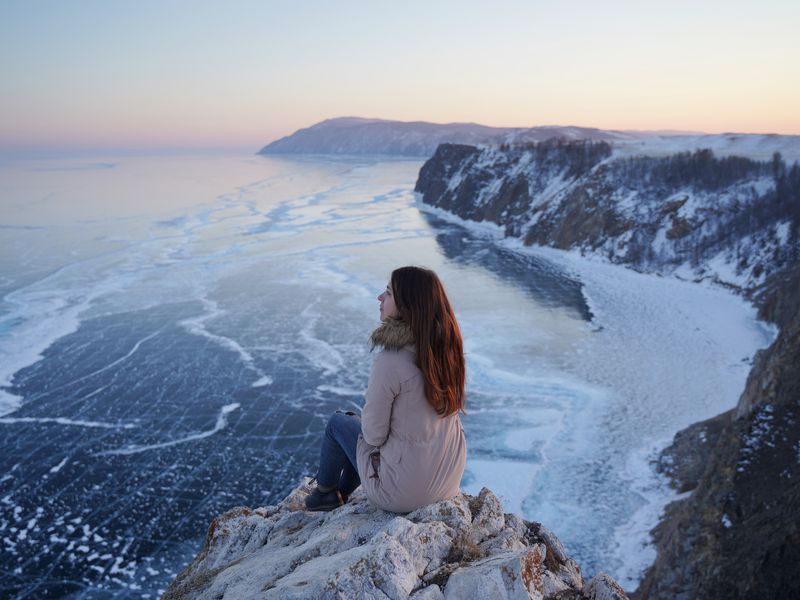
xmin=1 ymin=0 xmax=798 ymax=153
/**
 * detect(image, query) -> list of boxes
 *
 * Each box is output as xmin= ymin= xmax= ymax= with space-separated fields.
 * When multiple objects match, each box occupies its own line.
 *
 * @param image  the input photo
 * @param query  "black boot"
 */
xmin=305 ymin=485 xmax=346 ymax=512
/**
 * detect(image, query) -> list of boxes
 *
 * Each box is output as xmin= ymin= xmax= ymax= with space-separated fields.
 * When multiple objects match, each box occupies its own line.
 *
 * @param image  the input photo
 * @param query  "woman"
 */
xmin=305 ymin=266 xmax=467 ymax=513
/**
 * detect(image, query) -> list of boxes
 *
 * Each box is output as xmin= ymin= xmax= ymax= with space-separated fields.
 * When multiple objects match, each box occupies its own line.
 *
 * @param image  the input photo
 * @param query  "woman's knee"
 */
xmin=326 ymin=410 xmax=359 ymax=437
xmin=326 ymin=411 xmax=348 ymax=435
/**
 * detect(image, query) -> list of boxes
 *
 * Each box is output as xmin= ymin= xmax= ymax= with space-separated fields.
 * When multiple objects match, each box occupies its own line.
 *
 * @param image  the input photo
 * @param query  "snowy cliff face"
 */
xmin=163 ymin=480 xmax=629 ymax=600
xmin=415 ymin=141 xmax=800 ymax=295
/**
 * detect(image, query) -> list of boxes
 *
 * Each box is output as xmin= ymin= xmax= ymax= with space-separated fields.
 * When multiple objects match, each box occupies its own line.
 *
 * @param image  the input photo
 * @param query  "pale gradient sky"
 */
xmin=1 ymin=0 xmax=798 ymax=153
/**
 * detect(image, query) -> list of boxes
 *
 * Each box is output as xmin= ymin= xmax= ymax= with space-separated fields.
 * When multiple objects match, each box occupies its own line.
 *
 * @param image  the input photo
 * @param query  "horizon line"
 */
xmin=4 ymin=116 xmax=800 ymax=160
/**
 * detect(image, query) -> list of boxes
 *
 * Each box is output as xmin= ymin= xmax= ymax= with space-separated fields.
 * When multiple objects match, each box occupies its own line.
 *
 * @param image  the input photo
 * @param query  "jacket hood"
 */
xmin=369 ymin=317 xmax=415 ymax=350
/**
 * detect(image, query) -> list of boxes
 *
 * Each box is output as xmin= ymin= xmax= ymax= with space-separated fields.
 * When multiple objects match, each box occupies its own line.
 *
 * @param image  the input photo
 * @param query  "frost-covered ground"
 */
xmin=0 ymin=155 xmax=774 ymax=597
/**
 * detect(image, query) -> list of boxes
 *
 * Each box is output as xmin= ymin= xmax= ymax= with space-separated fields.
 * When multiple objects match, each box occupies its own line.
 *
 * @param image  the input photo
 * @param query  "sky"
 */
xmin=1 ymin=0 xmax=798 ymax=153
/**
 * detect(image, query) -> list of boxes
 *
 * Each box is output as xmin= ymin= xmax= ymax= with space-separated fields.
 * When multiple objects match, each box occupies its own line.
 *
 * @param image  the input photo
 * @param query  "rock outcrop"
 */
xmin=163 ymin=480 xmax=628 ymax=600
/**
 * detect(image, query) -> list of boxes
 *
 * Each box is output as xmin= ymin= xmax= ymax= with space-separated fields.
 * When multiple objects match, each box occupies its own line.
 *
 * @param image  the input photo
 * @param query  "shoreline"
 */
xmin=415 ymin=194 xmax=777 ymax=588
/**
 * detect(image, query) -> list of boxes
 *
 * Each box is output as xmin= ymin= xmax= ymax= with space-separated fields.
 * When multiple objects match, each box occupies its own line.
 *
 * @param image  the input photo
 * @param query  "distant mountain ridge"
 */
xmin=258 ymin=117 xmax=645 ymax=157
xmin=258 ymin=117 xmax=517 ymax=157
xmin=258 ymin=117 xmax=800 ymax=161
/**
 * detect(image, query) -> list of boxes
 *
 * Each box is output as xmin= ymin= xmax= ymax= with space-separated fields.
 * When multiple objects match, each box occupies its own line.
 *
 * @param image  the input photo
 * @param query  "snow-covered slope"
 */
xmin=416 ymin=140 xmax=800 ymax=295
xmin=612 ymin=133 xmax=800 ymax=162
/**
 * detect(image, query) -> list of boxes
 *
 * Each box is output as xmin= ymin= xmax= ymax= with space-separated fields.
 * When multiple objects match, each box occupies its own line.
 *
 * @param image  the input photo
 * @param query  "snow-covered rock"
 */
xmin=163 ymin=480 xmax=628 ymax=600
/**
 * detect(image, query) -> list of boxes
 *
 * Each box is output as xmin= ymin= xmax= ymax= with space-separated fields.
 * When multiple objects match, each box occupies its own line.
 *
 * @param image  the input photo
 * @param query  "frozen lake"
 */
xmin=0 ymin=154 xmax=773 ymax=598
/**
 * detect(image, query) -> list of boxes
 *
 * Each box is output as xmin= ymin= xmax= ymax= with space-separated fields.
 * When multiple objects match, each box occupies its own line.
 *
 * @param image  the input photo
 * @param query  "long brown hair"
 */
xmin=390 ymin=266 xmax=465 ymax=416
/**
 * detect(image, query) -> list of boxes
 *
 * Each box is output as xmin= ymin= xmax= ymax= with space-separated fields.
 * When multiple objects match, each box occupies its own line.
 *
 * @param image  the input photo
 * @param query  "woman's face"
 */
xmin=378 ymin=282 xmax=398 ymax=321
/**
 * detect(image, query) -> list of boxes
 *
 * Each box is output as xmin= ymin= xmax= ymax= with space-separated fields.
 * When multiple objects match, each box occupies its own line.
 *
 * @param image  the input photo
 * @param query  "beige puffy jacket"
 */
xmin=356 ymin=319 xmax=467 ymax=513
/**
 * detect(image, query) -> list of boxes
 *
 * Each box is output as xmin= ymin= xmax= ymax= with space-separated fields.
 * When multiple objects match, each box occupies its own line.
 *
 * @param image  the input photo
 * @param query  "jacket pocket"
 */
xmin=369 ymin=451 xmax=381 ymax=481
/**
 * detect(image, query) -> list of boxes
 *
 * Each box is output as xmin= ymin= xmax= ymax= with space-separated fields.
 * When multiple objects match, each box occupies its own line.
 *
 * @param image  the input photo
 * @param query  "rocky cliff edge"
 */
xmin=163 ymin=479 xmax=628 ymax=600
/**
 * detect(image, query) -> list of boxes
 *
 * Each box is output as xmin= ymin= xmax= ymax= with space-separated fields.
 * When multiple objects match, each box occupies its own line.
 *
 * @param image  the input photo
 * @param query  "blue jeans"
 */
xmin=316 ymin=410 xmax=362 ymax=496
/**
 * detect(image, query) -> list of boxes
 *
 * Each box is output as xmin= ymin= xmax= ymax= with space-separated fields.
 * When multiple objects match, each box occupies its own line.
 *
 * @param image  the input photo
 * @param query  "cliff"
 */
xmin=163 ymin=480 xmax=629 ymax=600
xmin=415 ymin=141 xmax=799 ymax=294
xmin=415 ymin=140 xmax=800 ymax=599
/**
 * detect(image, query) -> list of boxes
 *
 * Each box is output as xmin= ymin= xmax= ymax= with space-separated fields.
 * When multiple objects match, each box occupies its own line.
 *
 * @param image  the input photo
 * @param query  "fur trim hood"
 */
xmin=369 ymin=317 xmax=415 ymax=350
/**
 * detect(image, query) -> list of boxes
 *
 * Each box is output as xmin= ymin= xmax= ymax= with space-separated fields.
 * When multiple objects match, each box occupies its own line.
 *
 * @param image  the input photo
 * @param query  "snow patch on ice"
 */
xmin=316 ymin=384 xmax=363 ymax=397
xmin=775 ymin=221 xmax=790 ymax=245
xmin=180 ymin=297 xmax=272 ymax=386
xmin=49 ymin=457 xmax=68 ymax=474
xmin=251 ymin=375 xmax=273 ymax=387
xmin=97 ymin=403 xmax=240 ymax=456
xmin=0 ymin=416 xmax=135 ymax=429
